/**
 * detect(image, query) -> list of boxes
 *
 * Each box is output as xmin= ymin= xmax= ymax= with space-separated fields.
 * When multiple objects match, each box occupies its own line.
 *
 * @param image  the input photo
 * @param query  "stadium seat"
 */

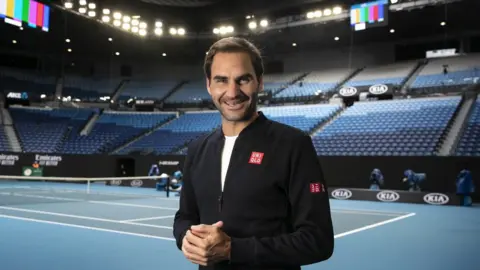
xmin=344 ymin=61 xmax=417 ymax=88
xmin=0 ymin=127 xmax=11 ymax=152
xmin=455 ymin=96 xmax=480 ymax=156
xmin=62 ymin=75 xmax=119 ymax=102
xmin=117 ymin=80 xmax=180 ymax=102
xmin=118 ymin=111 xmax=221 ymax=155
xmin=312 ymin=97 xmax=461 ymax=156
xmin=60 ymin=111 xmax=176 ymax=154
xmin=9 ymin=107 xmax=95 ymax=153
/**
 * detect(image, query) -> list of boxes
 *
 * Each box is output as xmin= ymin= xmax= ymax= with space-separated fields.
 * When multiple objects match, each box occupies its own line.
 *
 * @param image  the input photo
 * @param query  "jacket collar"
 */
xmin=213 ymin=111 xmax=268 ymax=141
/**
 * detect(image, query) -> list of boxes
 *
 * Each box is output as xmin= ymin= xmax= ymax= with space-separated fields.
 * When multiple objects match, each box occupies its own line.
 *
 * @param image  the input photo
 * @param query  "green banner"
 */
xmin=22 ymin=166 xmax=43 ymax=177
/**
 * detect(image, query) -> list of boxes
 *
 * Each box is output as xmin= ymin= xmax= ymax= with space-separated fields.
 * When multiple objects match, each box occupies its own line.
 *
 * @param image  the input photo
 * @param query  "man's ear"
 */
xmin=206 ymin=77 xmax=212 ymax=95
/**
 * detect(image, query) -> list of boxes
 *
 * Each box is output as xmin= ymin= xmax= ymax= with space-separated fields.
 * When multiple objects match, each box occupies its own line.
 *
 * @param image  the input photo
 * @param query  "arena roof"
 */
xmin=0 ymin=0 xmax=479 ymax=67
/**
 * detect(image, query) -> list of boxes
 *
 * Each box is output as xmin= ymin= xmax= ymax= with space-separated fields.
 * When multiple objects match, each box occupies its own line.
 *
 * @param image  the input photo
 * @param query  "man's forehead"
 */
xmin=211 ymin=52 xmax=255 ymax=74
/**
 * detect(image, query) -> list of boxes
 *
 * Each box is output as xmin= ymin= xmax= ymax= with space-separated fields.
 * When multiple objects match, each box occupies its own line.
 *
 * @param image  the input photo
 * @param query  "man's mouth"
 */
xmin=223 ymin=99 xmax=246 ymax=110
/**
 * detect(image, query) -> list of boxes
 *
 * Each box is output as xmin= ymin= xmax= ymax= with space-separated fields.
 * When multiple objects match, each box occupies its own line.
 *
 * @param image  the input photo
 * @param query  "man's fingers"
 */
xmin=185 ymin=230 xmax=209 ymax=249
xmin=182 ymin=240 xmax=210 ymax=266
xmin=190 ymin=229 xmax=209 ymax=238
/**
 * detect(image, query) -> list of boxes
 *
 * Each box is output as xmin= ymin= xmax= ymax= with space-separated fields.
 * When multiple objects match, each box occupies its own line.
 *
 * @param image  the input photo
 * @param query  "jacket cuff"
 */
xmin=229 ymin=237 xmax=255 ymax=264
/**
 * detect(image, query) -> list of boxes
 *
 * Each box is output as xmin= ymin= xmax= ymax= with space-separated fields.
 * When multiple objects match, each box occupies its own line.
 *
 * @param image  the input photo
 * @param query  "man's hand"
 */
xmin=181 ymin=221 xmax=231 ymax=266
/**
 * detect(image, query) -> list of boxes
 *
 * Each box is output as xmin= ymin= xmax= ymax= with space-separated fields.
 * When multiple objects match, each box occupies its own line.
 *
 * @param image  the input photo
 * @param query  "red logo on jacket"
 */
xmin=249 ymin=152 xmax=264 ymax=165
xmin=310 ymin=183 xmax=325 ymax=193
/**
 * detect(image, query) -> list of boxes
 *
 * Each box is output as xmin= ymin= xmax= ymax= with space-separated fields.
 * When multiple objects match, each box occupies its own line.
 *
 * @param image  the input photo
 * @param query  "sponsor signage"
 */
xmin=135 ymin=99 xmax=155 ymax=105
xmin=0 ymin=154 xmax=19 ymax=166
xmin=159 ymin=160 xmax=180 ymax=166
xmin=327 ymin=188 xmax=459 ymax=206
xmin=22 ymin=166 xmax=43 ymax=177
xmin=34 ymin=154 xmax=63 ymax=166
xmin=6 ymin=92 xmax=29 ymax=100
xmin=130 ymin=179 xmax=144 ymax=187
xmin=337 ymin=84 xmax=393 ymax=98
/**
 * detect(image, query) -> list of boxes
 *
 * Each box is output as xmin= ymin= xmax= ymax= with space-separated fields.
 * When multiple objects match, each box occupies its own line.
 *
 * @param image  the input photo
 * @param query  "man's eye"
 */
xmin=215 ymin=79 xmax=227 ymax=83
xmin=239 ymin=78 xmax=250 ymax=84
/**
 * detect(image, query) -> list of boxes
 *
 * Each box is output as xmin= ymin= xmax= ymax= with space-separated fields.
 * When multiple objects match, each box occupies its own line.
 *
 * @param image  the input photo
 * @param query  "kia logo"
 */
xmin=130 ymin=180 xmax=143 ymax=187
xmin=369 ymin=84 xmax=388 ymax=95
xmin=110 ymin=180 xmax=122 ymax=186
xmin=339 ymin=87 xmax=357 ymax=97
xmin=423 ymin=193 xmax=449 ymax=205
xmin=331 ymin=189 xmax=352 ymax=200
xmin=376 ymin=190 xmax=400 ymax=202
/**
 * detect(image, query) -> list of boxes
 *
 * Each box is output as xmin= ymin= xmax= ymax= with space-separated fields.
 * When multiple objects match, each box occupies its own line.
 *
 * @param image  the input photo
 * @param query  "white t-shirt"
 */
xmin=221 ymin=136 xmax=238 ymax=191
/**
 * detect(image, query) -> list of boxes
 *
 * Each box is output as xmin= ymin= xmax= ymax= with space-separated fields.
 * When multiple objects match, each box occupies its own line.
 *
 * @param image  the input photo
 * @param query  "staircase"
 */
xmin=401 ymin=59 xmax=428 ymax=94
xmin=438 ymin=92 xmax=478 ymax=156
xmin=271 ymin=72 xmax=310 ymax=97
xmin=309 ymin=105 xmax=346 ymax=137
xmin=110 ymin=113 xmax=179 ymax=154
xmin=80 ymin=110 xmax=102 ymax=135
xmin=1 ymin=108 xmax=22 ymax=152
xmin=110 ymin=79 xmax=130 ymax=103
xmin=160 ymin=81 xmax=188 ymax=103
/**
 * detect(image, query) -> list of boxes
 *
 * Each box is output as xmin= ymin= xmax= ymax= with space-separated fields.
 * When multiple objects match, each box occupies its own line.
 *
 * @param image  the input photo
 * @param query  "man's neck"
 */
xmin=222 ymin=113 xmax=258 ymax=137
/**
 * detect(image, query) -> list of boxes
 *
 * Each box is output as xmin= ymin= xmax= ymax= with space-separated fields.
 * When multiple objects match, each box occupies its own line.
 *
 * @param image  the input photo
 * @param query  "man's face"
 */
xmin=207 ymin=52 xmax=263 ymax=122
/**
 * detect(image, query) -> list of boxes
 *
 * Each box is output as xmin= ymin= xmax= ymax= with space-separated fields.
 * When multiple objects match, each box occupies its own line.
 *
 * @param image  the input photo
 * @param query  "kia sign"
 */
xmin=331 ymin=189 xmax=352 ymax=200
xmin=369 ymin=84 xmax=389 ymax=95
xmin=130 ymin=179 xmax=144 ymax=187
xmin=339 ymin=87 xmax=358 ymax=97
xmin=376 ymin=190 xmax=400 ymax=202
xmin=423 ymin=193 xmax=450 ymax=205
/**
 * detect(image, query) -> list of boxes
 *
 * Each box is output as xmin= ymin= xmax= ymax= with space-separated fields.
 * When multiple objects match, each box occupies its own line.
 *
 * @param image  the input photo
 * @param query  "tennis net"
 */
xmin=0 ymin=175 xmax=169 ymax=207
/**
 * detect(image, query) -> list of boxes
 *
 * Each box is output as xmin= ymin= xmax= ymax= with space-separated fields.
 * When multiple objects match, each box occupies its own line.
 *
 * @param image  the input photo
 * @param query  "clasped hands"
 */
xmin=182 ymin=221 xmax=232 ymax=266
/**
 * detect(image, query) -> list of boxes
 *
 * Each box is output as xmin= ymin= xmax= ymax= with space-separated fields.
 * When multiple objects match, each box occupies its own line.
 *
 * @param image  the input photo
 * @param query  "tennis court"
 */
xmin=1 ymin=179 xmax=479 ymax=270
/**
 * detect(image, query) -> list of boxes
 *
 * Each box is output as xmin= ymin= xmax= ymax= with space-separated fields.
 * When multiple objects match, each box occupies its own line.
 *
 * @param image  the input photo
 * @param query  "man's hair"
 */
xmin=204 ymin=37 xmax=264 ymax=80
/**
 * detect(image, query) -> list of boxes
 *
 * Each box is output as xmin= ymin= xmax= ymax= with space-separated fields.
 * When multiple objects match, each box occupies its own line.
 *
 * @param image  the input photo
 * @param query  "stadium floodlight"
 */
xmin=334 ymin=36 xmax=339 ymax=41
xmin=88 ymin=11 xmax=96 ymax=17
xmin=162 ymin=53 xmax=167 ymax=57
xmin=40 ymin=94 xmax=46 ymax=99
xmin=178 ymin=28 xmax=186 ymax=36
xmin=324 ymin=8 xmax=332 ymax=16
xmin=113 ymin=12 xmax=122 ymax=20
xmin=306 ymin=12 xmax=314 ymax=19
xmin=65 ymin=1 xmax=73 ymax=9
xmin=154 ymin=28 xmax=163 ymax=36
xmin=132 ymin=19 xmax=139 ymax=26
xmin=441 ymin=21 xmax=446 ymax=26
xmin=66 ymin=38 xmax=71 ymax=43
xmin=79 ymin=0 xmax=86 ymax=6
xmin=103 ymin=9 xmax=110 ymax=15
xmin=113 ymin=20 xmax=121 ymax=27
xmin=102 ymin=16 xmax=110 ymax=23
xmin=79 ymin=7 xmax=87 ymax=13
xmin=292 ymin=43 xmax=297 ymax=47
xmin=139 ymin=22 xmax=147 ymax=29
xmin=391 ymin=0 xmax=399 ymax=3
xmin=122 ymin=23 xmax=131 ymax=30
xmin=123 ymin=16 xmax=131 ymax=23
xmin=155 ymin=21 xmax=163 ymax=28
xmin=115 ymin=52 xmax=120 ymax=56
xmin=139 ymin=29 xmax=147 ymax=36
xmin=260 ymin=19 xmax=268 ymax=27
xmin=132 ymin=27 xmax=139 ymax=33
xmin=12 ymin=40 xmax=17 ymax=44
xmin=333 ymin=6 xmax=342 ymax=15
xmin=67 ymin=48 xmax=72 ymax=52
xmin=169 ymin=28 xmax=177 ymax=35
xmin=390 ymin=29 xmax=395 ymax=33
xmin=213 ymin=28 xmax=219 ymax=34
xmin=248 ymin=21 xmax=257 ymax=29
xmin=108 ymin=37 xmax=113 ymax=42
xmin=314 ymin=10 xmax=322 ymax=17
xmin=88 ymin=3 xmax=96 ymax=9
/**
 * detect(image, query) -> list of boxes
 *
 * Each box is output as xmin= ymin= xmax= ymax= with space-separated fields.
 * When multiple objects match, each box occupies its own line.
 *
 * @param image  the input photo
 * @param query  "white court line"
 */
xmin=0 ymin=206 xmax=173 ymax=230
xmin=121 ymin=215 xmax=175 ymax=223
xmin=334 ymin=212 xmax=416 ymax=239
xmin=89 ymin=201 xmax=177 ymax=210
xmin=331 ymin=207 xmax=411 ymax=215
xmin=0 ymin=214 xmax=176 ymax=241
xmin=331 ymin=209 xmax=407 ymax=217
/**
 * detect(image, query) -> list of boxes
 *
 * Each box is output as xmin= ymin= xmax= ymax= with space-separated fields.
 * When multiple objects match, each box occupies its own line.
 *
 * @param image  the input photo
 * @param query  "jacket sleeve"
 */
xmin=229 ymin=134 xmax=334 ymax=267
xmin=173 ymin=142 xmax=200 ymax=250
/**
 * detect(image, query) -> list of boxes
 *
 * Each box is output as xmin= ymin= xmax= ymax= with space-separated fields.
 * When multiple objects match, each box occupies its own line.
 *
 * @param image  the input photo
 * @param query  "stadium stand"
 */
xmin=312 ymin=96 xmax=462 ymax=156
xmin=262 ymin=72 xmax=304 ymax=94
xmin=62 ymin=75 xmax=119 ymax=102
xmin=261 ymin=104 xmax=342 ymax=133
xmin=410 ymin=54 xmax=480 ymax=94
xmin=344 ymin=60 xmax=418 ymax=87
xmin=0 ymin=68 xmax=56 ymax=98
xmin=0 ymin=127 xmax=10 ymax=151
xmin=9 ymin=107 xmax=95 ymax=153
xmin=165 ymin=80 xmax=209 ymax=104
xmin=117 ymin=80 xmax=180 ymax=102
xmin=274 ymin=68 xmax=352 ymax=101
xmin=117 ymin=111 xmax=221 ymax=155
xmin=455 ymin=96 xmax=480 ymax=156
xmin=60 ymin=111 xmax=176 ymax=154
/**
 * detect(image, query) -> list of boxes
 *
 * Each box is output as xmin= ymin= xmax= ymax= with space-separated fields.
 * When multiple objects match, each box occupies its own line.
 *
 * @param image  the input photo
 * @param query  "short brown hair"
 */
xmin=204 ymin=37 xmax=264 ymax=80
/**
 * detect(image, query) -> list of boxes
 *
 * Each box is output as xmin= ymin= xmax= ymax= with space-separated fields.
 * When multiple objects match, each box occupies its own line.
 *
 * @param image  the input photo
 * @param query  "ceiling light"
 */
xmin=314 ymin=10 xmax=322 ymax=17
xmin=103 ymin=9 xmax=110 ymax=15
xmin=292 ymin=43 xmax=297 ymax=47
xmin=102 ymin=16 xmax=110 ymax=22
xmin=333 ymin=7 xmax=342 ymax=15
xmin=139 ymin=29 xmax=147 ymax=36
xmin=213 ymin=28 xmax=219 ymax=34
xmin=441 ymin=21 xmax=446 ymax=26
xmin=65 ymin=2 xmax=73 ymax=9
xmin=79 ymin=7 xmax=86 ymax=13
xmin=139 ymin=22 xmax=147 ymax=29
xmin=113 ymin=12 xmax=122 ymax=20
xmin=88 ymin=3 xmax=96 ymax=9
xmin=123 ymin=16 xmax=131 ymax=23
xmin=67 ymin=48 xmax=72 ymax=52
xmin=391 ymin=0 xmax=399 ymax=3
xmin=108 ymin=38 xmax=113 ymax=42
xmin=178 ymin=28 xmax=186 ymax=35
xmin=88 ymin=11 xmax=96 ymax=17
xmin=122 ymin=23 xmax=130 ymax=30
xmin=132 ymin=27 xmax=139 ymax=33
xmin=324 ymin=9 xmax=332 ymax=16
xmin=66 ymin=38 xmax=71 ymax=43
xmin=155 ymin=21 xmax=163 ymax=28
xmin=334 ymin=36 xmax=339 ymax=41
xmin=132 ymin=19 xmax=139 ymax=26
xmin=19 ymin=27 xmax=23 ymax=30
xmin=162 ymin=53 xmax=166 ymax=57
xmin=79 ymin=0 xmax=86 ymax=6
xmin=154 ymin=28 xmax=163 ymax=35
xmin=12 ymin=40 xmax=17 ymax=44
xmin=390 ymin=29 xmax=395 ymax=33
xmin=115 ymin=52 xmax=120 ymax=56
xmin=260 ymin=19 xmax=268 ymax=27
xmin=113 ymin=20 xmax=121 ymax=27
xmin=169 ymin=28 xmax=177 ymax=35
xmin=248 ymin=21 xmax=257 ymax=29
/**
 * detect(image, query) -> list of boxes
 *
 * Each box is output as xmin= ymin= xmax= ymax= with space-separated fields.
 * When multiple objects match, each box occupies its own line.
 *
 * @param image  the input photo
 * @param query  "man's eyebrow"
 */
xmin=235 ymin=73 xmax=254 ymax=81
xmin=213 ymin=75 xmax=228 ymax=80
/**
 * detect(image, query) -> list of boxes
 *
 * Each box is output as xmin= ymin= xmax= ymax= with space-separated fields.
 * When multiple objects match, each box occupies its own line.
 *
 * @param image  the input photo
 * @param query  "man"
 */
xmin=173 ymin=37 xmax=334 ymax=270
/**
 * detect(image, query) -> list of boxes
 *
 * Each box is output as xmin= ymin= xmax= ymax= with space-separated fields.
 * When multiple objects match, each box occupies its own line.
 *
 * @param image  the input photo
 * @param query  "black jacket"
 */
xmin=173 ymin=112 xmax=334 ymax=269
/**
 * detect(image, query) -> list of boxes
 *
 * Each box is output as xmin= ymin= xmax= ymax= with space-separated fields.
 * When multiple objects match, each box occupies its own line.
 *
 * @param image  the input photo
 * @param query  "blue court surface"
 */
xmin=0 ymin=180 xmax=479 ymax=270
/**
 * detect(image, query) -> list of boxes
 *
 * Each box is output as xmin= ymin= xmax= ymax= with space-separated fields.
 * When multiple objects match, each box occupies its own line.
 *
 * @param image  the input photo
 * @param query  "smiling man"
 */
xmin=173 ymin=37 xmax=334 ymax=270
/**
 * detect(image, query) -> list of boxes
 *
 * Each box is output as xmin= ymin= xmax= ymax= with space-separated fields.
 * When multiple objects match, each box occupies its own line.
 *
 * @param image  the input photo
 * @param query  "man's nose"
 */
xmin=225 ymin=81 xmax=239 ymax=97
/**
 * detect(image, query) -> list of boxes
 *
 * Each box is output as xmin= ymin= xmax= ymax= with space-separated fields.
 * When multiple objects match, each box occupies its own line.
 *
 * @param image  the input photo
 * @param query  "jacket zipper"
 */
xmin=218 ymin=193 xmax=223 ymax=213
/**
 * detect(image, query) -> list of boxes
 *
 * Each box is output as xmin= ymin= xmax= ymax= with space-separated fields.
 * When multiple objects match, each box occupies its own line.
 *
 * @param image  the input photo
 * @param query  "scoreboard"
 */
xmin=350 ymin=0 xmax=389 ymax=31
xmin=0 ymin=0 xmax=50 ymax=32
